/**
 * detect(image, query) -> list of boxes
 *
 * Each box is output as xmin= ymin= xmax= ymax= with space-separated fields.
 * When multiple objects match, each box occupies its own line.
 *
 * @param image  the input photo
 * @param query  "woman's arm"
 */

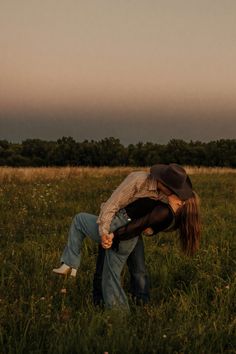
xmin=114 ymin=203 xmax=174 ymax=241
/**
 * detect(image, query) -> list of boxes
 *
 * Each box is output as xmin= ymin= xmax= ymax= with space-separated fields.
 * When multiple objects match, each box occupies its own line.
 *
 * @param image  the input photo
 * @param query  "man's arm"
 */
xmin=97 ymin=171 xmax=147 ymax=237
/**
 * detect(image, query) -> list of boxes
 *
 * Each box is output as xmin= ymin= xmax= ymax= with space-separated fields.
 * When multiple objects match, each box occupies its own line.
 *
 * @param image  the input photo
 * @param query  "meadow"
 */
xmin=0 ymin=167 xmax=235 ymax=354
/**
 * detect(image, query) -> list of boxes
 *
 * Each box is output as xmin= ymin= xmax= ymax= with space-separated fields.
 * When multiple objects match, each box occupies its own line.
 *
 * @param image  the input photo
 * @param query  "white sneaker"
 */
xmin=52 ymin=263 xmax=71 ymax=275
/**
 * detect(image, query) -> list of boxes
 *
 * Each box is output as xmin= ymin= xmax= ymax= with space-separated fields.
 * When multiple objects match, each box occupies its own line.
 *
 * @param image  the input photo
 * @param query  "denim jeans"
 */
xmin=60 ymin=212 xmax=142 ymax=309
xmin=126 ymin=236 xmax=150 ymax=304
xmin=93 ymin=237 xmax=150 ymax=306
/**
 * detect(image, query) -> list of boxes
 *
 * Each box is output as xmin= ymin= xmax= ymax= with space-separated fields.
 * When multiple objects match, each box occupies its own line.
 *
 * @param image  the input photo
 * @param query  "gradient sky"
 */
xmin=0 ymin=0 xmax=236 ymax=144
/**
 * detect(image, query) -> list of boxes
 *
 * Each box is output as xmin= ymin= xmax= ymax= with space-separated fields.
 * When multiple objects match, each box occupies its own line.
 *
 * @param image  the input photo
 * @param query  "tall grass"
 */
xmin=0 ymin=168 xmax=235 ymax=353
xmin=0 ymin=166 xmax=235 ymax=183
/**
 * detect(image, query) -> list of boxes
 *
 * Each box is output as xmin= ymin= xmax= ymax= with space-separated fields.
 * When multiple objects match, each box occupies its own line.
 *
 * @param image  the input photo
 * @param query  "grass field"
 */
xmin=0 ymin=167 xmax=235 ymax=354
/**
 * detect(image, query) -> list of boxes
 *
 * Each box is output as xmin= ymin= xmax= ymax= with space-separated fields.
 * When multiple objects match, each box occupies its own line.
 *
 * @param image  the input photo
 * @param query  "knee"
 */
xmin=127 ymin=258 xmax=146 ymax=274
xmin=131 ymin=272 xmax=148 ymax=284
xmin=75 ymin=212 xmax=85 ymax=219
xmin=74 ymin=212 xmax=86 ymax=228
xmin=130 ymin=272 xmax=149 ymax=293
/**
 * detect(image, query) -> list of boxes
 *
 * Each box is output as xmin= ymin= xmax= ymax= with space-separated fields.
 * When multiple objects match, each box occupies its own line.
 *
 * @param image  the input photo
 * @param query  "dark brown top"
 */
xmin=113 ymin=199 xmax=176 ymax=242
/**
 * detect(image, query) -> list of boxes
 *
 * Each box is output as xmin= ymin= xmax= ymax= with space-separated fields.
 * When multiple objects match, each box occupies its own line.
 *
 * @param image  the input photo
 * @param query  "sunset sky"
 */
xmin=0 ymin=0 xmax=236 ymax=144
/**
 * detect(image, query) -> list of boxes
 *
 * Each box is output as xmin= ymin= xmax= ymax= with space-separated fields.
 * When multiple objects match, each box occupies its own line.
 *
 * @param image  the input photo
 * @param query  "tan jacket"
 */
xmin=97 ymin=171 xmax=168 ymax=235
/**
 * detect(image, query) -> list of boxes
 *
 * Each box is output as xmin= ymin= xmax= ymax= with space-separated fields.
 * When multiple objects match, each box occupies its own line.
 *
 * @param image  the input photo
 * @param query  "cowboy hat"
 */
xmin=150 ymin=163 xmax=193 ymax=200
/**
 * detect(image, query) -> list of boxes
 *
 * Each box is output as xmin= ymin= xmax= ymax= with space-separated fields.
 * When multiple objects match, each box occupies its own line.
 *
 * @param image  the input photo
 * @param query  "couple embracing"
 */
xmin=53 ymin=163 xmax=201 ymax=310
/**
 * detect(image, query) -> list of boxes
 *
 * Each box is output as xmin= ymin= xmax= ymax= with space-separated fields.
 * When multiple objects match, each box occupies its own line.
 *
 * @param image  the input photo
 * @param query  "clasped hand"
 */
xmin=101 ymin=233 xmax=114 ymax=249
xmin=143 ymin=227 xmax=154 ymax=236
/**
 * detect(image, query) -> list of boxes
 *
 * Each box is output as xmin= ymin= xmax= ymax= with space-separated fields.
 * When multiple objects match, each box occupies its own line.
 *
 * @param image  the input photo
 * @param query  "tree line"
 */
xmin=0 ymin=137 xmax=235 ymax=167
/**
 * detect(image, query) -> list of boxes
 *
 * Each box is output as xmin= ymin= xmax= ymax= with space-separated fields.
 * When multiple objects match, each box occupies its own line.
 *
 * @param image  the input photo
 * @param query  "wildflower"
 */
xmin=163 ymin=334 xmax=167 ymax=339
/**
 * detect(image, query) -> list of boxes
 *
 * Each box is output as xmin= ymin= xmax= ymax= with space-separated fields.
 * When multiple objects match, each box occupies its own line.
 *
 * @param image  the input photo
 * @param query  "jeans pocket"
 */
xmin=110 ymin=209 xmax=131 ymax=232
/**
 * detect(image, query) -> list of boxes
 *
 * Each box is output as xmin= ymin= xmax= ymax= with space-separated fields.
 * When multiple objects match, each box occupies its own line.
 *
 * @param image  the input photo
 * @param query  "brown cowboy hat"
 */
xmin=150 ymin=163 xmax=194 ymax=200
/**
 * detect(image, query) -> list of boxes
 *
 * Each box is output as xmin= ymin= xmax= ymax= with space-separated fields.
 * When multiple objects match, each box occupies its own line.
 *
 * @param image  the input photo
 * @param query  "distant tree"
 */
xmin=163 ymin=139 xmax=190 ymax=164
xmin=48 ymin=137 xmax=78 ymax=166
xmin=143 ymin=142 xmax=162 ymax=165
xmin=75 ymin=139 xmax=100 ymax=166
xmin=0 ymin=137 xmax=235 ymax=167
xmin=21 ymin=139 xmax=52 ymax=166
xmin=96 ymin=137 xmax=126 ymax=166
xmin=0 ymin=140 xmax=9 ymax=149
xmin=6 ymin=154 xmax=31 ymax=167
xmin=186 ymin=141 xmax=206 ymax=166
xmin=0 ymin=141 xmax=21 ymax=166
xmin=127 ymin=142 xmax=147 ymax=166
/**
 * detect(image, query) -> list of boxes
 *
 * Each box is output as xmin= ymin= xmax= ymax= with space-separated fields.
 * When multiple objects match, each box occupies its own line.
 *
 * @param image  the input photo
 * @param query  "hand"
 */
xmin=143 ymin=227 xmax=154 ymax=236
xmin=167 ymin=194 xmax=184 ymax=213
xmin=101 ymin=233 xmax=114 ymax=249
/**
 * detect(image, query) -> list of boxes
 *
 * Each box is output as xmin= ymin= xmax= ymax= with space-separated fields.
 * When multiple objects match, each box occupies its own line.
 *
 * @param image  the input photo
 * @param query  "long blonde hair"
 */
xmin=178 ymin=191 xmax=201 ymax=256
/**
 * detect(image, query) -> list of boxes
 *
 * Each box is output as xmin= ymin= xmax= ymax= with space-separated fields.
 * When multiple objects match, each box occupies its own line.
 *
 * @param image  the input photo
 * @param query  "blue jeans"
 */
xmin=127 ymin=236 xmax=150 ymax=304
xmin=93 ymin=237 xmax=150 ymax=306
xmin=60 ymin=212 xmax=144 ymax=309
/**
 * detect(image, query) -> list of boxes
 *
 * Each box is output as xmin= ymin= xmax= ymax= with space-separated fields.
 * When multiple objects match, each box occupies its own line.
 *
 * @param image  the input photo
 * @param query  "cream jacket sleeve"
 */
xmin=97 ymin=172 xmax=148 ymax=236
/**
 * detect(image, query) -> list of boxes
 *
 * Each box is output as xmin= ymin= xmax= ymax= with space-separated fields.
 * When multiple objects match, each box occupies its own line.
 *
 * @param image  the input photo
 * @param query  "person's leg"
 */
xmin=102 ymin=237 xmax=139 ymax=309
xmin=126 ymin=236 xmax=150 ymax=305
xmin=59 ymin=212 xmax=100 ymax=269
xmin=93 ymin=244 xmax=105 ymax=306
xmin=92 ymin=237 xmax=150 ymax=306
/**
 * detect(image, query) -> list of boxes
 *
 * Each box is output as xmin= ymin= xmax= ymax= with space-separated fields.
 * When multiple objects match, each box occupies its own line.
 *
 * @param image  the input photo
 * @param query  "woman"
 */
xmin=93 ymin=191 xmax=200 ymax=305
xmin=53 ymin=164 xmax=201 ymax=309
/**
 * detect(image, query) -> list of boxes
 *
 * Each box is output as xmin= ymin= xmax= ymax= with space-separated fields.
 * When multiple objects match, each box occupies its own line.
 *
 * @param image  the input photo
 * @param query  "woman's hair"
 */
xmin=177 ymin=191 xmax=201 ymax=256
